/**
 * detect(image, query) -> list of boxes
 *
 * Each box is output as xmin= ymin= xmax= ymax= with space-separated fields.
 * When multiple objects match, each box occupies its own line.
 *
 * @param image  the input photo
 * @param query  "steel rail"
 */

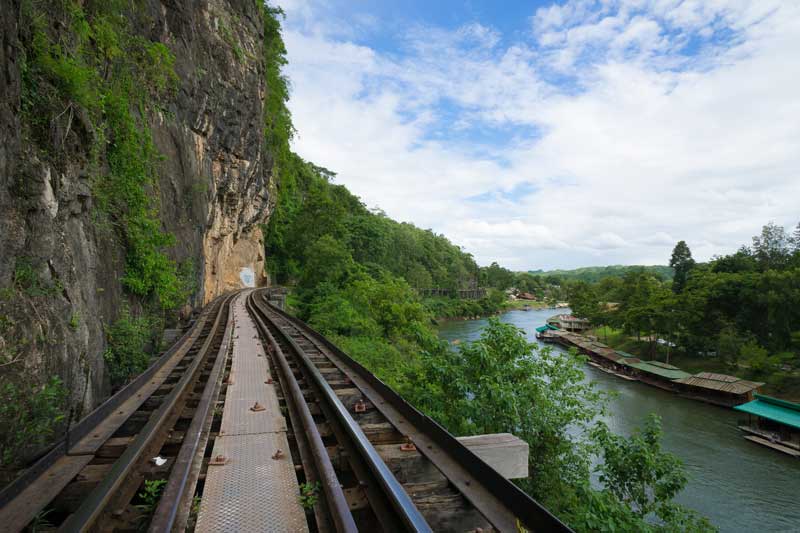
xmin=0 ymin=299 xmax=222 ymax=533
xmin=148 ymin=293 xmax=235 ymax=532
xmin=0 ymin=304 xmax=209 ymax=510
xmin=59 ymin=293 xmax=235 ymax=531
xmin=249 ymin=292 xmax=432 ymax=533
xmin=260 ymin=290 xmax=573 ymax=533
xmin=246 ymin=292 xmax=358 ymax=533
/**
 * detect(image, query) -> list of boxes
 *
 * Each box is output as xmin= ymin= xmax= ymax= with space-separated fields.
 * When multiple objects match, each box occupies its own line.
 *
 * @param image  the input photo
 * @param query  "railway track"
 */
xmin=247 ymin=289 xmax=571 ymax=532
xmin=0 ymin=288 xmax=572 ymax=532
xmin=0 ymin=293 xmax=235 ymax=532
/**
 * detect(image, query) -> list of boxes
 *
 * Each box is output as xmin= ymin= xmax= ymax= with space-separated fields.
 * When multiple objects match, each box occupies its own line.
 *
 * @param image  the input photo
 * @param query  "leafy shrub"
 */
xmin=103 ymin=308 xmax=153 ymax=389
xmin=135 ymin=478 xmax=167 ymax=518
xmin=13 ymin=258 xmax=61 ymax=298
xmin=0 ymin=376 xmax=66 ymax=468
xmin=298 ymin=481 xmax=320 ymax=509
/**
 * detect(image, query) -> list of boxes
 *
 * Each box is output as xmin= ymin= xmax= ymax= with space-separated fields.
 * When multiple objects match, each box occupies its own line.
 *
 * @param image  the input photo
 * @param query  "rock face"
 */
xmin=0 ymin=1 xmax=274 ymax=412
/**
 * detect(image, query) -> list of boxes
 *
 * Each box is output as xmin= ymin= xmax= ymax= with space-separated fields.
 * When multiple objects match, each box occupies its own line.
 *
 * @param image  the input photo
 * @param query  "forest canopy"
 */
xmin=566 ymin=222 xmax=800 ymax=396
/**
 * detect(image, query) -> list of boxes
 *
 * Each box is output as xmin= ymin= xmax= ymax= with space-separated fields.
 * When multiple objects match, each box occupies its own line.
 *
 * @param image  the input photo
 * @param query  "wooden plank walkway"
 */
xmin=743 ymin=435 xmax=800 ymax=457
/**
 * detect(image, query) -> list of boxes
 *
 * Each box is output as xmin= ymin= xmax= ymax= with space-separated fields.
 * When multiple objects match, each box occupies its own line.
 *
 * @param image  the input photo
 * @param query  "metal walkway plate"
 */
xmin=196 ymin=433 xmax=308 ymax=532
xmin=221 ymin=303 xmax=284 ymax=436
xmin=197 ymin=292 xmax=308 ymax=532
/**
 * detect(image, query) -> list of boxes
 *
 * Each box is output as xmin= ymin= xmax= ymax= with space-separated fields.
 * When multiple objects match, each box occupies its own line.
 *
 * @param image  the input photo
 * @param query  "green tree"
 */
xmin=712 ymin=246 xmax=757 ymax=273
xmin=752 ymin=222 xmax=790 ymax=271
xmin=421 ymin=319 xmax=605 ymax=506
xmin=669 ymin=240 xmax=695 ymax=293
xmin=717 ymin=324 xmax=747 ymax=367
xmin=790 ymin=222 xmax=800 ymax=252
xmin=298 ymin=235 xmax=356 ymax=292
xmin=592 ymin=415 xmax=686 ymax=517
xmin=740 ymin=340 xmax=774 ymax=375
xmin=0 ymin=377 xmax=66 ymax=469
xmin=567 ymin=281 xmax=600 ymax=321
xmin=586 ymin=415 xmax=716 ymax=533
xmin=103 ymin=308 xmax=154 ymax=389
xmin=481 ymin=262 xmax=515 ymax=290
xmin=416 ymin=320 xmax=714 ymax=531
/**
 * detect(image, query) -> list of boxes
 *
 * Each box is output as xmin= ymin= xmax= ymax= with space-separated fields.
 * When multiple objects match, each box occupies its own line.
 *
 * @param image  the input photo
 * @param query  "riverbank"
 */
xmin=506 ymin=299 xmax=549 ymax=310
xmin=588 ymin=326 xmax=800 ymax=401
xmin=436 ymin=308 xmax=800 ymax=532
xmin=429 ymin=297 xmax=555 ymax=322
xmin=541 ymin=329 xmax=762 ymax=407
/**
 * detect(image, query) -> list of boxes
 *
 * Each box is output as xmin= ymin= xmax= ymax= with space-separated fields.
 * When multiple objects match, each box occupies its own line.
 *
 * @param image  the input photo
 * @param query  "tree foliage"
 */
xmin=566 ymin=223 xmax=800 ymax=383
xmin=752 ymin=222 xmax=791 ymax=271
xmin=669 ymin=240 xmax=695 ymax=293
xmin=418 ymin=320 xmax=714 ymax=532
xmin=424 ymin=320 xmax=604 ymax=496
xmin=103 ymin=307 xmax=155 ymax=389
xmin=530 ymin=265 xmax=674 ymax=284
xmin=0 ymin=376 xmax=66 ymax=470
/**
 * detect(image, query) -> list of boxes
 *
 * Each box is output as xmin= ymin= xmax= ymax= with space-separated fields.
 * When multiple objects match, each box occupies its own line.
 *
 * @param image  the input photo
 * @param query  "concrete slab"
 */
xmin=457 ymin=433 xmax=529 ymax=479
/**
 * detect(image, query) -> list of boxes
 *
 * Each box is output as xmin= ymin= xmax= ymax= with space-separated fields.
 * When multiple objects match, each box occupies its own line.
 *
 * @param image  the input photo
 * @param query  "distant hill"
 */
xmin=528 ymin=265 xmax=674 ymax=283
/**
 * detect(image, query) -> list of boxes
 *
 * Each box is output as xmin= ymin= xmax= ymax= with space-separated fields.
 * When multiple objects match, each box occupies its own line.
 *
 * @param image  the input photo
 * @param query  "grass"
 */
xmin=13 ymin=259 xmax=62 ymax=298
xmin=506 ymin=299 xmax=548 ymax=310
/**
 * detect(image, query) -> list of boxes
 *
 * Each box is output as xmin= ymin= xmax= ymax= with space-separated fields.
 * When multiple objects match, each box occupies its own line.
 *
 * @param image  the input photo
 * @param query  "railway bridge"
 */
xmin=0 ymin=289 xmax=571 ymax=532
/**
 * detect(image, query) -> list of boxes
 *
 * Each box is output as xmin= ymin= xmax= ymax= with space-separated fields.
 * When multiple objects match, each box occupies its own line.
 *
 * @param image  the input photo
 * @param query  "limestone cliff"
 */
xmin=0 ymin=0 xmax=275 ymax=421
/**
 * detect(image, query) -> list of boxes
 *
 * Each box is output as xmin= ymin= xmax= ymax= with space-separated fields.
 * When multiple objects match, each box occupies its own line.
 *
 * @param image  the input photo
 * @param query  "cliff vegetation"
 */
xmin=1 ymin=0 xmax=279 ymax=475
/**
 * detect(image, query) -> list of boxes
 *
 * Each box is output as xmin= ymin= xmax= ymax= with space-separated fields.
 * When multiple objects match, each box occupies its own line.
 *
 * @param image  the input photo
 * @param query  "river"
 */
xmin=436 ymin=308 xmax=800 ymax=533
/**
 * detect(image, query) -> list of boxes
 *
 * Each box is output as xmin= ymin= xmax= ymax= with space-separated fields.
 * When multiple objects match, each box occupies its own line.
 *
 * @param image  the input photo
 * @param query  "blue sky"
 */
xmin=275 ymin=0 xmax=800 ymax=270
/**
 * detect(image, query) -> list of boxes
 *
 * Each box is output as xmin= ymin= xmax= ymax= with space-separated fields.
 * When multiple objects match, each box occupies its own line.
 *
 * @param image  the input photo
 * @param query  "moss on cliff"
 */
xmin=0 ymin=0 xmax=282 ymax=472
xmin=22 ymin=0 xmax=189 ymax=310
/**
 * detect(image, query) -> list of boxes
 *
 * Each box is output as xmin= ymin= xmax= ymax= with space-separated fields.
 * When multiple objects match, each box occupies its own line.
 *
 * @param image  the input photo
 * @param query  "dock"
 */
xmin=743 ymin=436 xmax=800 ymax=457
xmin=540 ymin=328 xmax=762 ymax=407
xmin=735 ymin=395 xmax=800 ymax=457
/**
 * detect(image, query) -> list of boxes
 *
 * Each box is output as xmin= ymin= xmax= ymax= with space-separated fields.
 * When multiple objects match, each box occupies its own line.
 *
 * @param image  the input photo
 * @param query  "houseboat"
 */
xmin=673 ymin=372 xmax=764 ymax=408
xmin=539 ymin=328 xmax=762 ymax=406
xmin=546 ymin=314 xmax=591 ymax=333
xmin=734 ymin=394 xmax=800 ymax=457
xmin=535 ymin=324 xmax=559 ymax=339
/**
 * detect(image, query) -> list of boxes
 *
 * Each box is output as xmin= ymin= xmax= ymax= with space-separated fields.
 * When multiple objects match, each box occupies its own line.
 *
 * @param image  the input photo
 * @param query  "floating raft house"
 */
xmin=735 ymin=394 xmax=800 ymax=430
xmin=623 ymin=360 xmax=691 ymax=381
xmin=734 ymin=394 xmax=800 ymax=456
xmin=674 ymin=372 xmax=763 ymax=405
xmin=539 ymin=328 xmax=762 ymax=406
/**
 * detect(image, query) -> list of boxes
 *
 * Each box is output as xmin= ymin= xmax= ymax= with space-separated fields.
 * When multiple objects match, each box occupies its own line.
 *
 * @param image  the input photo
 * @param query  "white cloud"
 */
xmin=275 ymin=0 xmax=800 ymax=270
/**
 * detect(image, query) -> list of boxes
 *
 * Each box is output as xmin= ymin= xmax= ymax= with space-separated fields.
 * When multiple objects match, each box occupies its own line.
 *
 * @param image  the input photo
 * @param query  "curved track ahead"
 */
xmin=0 ymin=289 xmax=572 ymax=532
xmin=247 ymin=289 xmax=571 ymax=533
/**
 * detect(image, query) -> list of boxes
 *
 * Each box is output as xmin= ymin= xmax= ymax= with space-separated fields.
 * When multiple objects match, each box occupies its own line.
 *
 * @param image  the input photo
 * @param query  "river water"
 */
xmin=436 ymin=308 xmax=800 ymax=533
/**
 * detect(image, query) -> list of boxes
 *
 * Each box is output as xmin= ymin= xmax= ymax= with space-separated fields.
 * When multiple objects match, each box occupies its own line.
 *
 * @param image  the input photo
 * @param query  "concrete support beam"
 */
xmin=457 ymin=433 xmax=529 ymax=480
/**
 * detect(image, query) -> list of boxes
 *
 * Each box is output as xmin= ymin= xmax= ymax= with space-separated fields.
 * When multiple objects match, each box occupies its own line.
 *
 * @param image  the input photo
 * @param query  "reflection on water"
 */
xmin=436 ymin=308 xmax=800 ymax=533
